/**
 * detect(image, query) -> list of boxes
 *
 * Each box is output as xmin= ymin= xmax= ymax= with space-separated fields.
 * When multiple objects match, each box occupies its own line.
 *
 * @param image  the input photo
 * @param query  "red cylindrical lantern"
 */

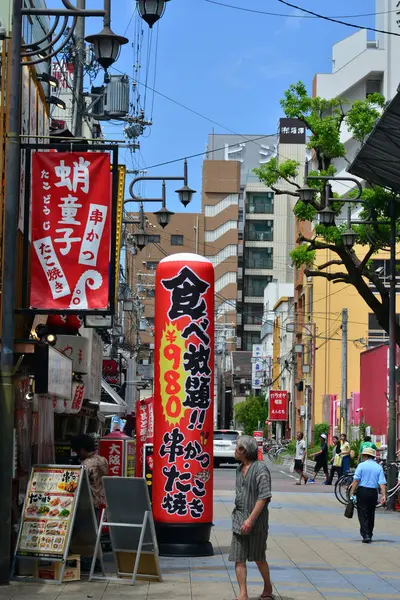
xmin=153 ymin=254 xmax=214 ymax=557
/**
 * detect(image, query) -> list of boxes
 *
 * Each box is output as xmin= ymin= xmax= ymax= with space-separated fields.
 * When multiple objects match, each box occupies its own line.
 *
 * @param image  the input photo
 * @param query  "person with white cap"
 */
xmin=308 ymin=434 xmax=329 ymax=484
xmin=349 ymin=447 xmax=386 ymax=544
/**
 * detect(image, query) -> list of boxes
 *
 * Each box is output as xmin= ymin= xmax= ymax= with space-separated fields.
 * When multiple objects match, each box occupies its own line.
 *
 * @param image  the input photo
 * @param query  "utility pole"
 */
xmin=387 ymin=194 xmax=397 ymax=510
xmin=0 ymin=0 xmax=23 ymax=584
xmin=341 ymin=308 xmax=348 ymax=436
xmin=73 ymin=0 xmax=86 ymax=137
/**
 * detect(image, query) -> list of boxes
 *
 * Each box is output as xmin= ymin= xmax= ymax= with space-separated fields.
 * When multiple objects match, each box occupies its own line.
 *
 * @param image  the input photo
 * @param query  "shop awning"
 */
xmin=348 ymin=90 xmax=400 ymax=191
xmin=99 ymin=379 xmax=127 ymax=415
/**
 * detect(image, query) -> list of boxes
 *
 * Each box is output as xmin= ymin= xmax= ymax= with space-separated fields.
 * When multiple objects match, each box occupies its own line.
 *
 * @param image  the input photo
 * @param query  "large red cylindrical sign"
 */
xmin=153 ymin=254 xmax=214 ymax=526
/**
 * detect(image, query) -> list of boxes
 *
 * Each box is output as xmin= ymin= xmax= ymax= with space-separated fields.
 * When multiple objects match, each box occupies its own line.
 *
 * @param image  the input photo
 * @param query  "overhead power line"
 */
xmin=204 ymin=0 xmax=396 ymax=19
xmin=203 ymin=0 xmax=395 ymax=20
xmin=276 ymin=0 xmax=400 ymax=37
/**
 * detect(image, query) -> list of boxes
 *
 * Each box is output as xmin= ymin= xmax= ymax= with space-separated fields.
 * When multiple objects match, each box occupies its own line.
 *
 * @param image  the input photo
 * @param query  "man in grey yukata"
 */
xmin=229 ymin=435 xmax=273 ymax=600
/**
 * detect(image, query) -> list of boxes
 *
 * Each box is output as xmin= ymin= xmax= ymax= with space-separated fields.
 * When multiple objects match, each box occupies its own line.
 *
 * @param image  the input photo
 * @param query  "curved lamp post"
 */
xmin=123 ymin=159 xmax=196 ymax=250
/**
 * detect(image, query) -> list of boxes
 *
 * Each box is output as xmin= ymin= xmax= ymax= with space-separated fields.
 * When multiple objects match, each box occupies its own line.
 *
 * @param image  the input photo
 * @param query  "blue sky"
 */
xmin=81 ymin=0 xmax=376 ymax=211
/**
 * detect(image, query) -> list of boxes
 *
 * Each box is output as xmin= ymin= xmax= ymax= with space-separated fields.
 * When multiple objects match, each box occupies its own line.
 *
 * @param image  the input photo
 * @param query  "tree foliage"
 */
xmin=234 ymin=395 xmax=268 ymax=436
xmin=254 ymin=81 xmax=400 ymax=344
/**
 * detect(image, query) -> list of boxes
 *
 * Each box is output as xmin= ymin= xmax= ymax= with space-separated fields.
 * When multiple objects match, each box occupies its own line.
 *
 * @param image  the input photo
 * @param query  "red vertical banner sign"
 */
xmin=30 ymin=152 xmax=111 ymax=310
xmin=135 ymin=396 xmax=154 ymax=477
xmin=153 ymin=254 xmax=214 ymax=556
xmin=269 ymin=390 xmax=288 ymax=421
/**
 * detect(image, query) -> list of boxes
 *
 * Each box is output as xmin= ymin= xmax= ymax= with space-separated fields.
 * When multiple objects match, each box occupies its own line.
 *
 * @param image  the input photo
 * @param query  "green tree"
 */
xmin=254 ymin=81 xmax=400 ymax=344
xmin=234 ymin=395 xmax=268 ymax=435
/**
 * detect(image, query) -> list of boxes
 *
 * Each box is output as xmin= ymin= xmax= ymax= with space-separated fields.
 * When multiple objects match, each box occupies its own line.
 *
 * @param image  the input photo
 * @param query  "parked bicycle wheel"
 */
xmin=267 ymin=447 xmax=277 ymax=461
xmin=334 ymin=474 xmax=353 ymax=505
xmin=274 ymin=447 xmax=289 ymax=465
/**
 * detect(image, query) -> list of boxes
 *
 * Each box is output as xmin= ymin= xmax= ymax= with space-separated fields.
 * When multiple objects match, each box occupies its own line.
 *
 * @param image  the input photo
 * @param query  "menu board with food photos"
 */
xmin=16 ymin=466 xmax=81 ymax=560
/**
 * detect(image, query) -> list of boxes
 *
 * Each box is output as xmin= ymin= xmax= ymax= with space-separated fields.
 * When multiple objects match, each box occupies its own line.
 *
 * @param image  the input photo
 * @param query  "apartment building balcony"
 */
xmin=243 ymin=324 xmax=261 ymax=332
xmin=244 ymin=296 xmax=264 ymax=304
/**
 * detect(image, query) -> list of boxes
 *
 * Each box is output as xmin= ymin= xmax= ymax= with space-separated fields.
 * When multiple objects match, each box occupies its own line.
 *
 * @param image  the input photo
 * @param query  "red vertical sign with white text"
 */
xmin=30 ymin=152 xmax=111 ymax=310
xmin=153 ymin=255 xmax=214 ymax=525
xmin=269 ymin=390 xmax=288 ymax=421
xmin=135 ymin=397 xmax=154 ymax=477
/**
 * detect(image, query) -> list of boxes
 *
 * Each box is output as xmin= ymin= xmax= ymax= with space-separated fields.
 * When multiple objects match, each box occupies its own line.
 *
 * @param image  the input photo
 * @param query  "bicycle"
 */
xmin=335 ymin=462 xmax=400 ymax=508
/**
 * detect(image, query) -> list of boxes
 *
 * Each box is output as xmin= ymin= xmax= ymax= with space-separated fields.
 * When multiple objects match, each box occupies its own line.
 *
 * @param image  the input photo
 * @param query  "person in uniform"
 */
xmin=229 ymin=435 xmax=273 ymax=600
xmin=349 ymin=447 xmax=386 ymax=543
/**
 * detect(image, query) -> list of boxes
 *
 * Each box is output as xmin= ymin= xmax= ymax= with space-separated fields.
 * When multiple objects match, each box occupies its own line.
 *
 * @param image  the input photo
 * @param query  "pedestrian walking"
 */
xmin=349 ymin=447 xmax=386 ymax=543
xmin=340 ymin=433 xmax=351 ymax=474
xmin=325 ymin=436 xmax=342 ymax=485
xmin=308 ymin=434 xmax=329 ymax=484
xmin=71 ymin=434 xmax=108 ymax=572
xmin=358 ymin=436 xmax=378 ymax=463
xmin=294 ymin=432 xmax=308 ymax=485
xmin=229 ymin=435 xmax=273 ymax=600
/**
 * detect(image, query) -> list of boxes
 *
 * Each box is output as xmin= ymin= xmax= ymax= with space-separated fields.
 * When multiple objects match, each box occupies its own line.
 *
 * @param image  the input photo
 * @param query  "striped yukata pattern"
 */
xmin=229 ymin=460 xmax=272 ymax=562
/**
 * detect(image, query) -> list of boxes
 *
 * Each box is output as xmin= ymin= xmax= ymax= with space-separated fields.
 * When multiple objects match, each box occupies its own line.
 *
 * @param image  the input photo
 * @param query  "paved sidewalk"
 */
xmin=3 ymin=491 xmax=400 ymax=600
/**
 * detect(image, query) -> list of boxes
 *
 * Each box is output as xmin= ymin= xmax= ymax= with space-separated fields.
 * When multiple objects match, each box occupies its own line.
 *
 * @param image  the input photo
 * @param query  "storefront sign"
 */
xmin=48 ymin=347 xmax=72 ymax=400
xmin=279 ymin=118 xmax=306 ymax=144
xmin=135 ymin=397 xmax=154 ymax=477
xmin=153 ymin=255 xmax=214 ymax=525
xmin=100 ymin=439 xmax=124 ymax=477
xmin=55 ymin=335 xmax=89 ymax=373
xmin=269 ymin=390 xmax=288 ymax=421
xmin=30 ymin=152 xmax=111 ymax=310
xmin=82 ymin=329 xmax=103 ymax=402
xmin=144 ymin=443 xmax=154 ymax=500
xmin=125 ymin=440 xmax=136 ymax=478
xmin=99 ymin=437 xmax=136 ymax=478
xmin=69 ymin=381 xmax=85 ymax=414
xmin=103 ymin=359 xmax=120 ymax=386
xmin=16 ymin=466 xmax=81 ymax=559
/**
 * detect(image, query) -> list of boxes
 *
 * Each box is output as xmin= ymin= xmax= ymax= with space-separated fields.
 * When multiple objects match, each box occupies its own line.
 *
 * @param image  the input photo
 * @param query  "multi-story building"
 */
xmin=203 ymin=125 xmax=306 ymax=352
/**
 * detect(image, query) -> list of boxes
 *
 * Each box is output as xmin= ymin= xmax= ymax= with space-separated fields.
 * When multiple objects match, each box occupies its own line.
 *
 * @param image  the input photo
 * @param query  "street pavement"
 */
xmin=3 ymin=459 xmax=400 ymax=600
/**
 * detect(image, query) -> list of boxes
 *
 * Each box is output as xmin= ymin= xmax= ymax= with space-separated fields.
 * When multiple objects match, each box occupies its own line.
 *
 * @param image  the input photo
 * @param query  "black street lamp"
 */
xmin=86 ymin=0 xmax=128 ymax=74
xmin=123 ymin=159 xmax=196 ymax=249
xmin=137 ymin=0 xmax=170 ymax=27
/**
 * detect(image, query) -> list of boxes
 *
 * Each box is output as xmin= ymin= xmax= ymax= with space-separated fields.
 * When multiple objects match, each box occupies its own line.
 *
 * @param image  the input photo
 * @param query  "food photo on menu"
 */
xmin=17 ymin=468 xmax=81 ymax=558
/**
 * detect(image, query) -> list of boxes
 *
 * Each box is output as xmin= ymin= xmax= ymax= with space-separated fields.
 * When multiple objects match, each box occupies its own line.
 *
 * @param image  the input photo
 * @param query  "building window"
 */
xmin=243 ymin=331 xmax=261 ymax=351
xmin=247 ymin=220 xmax=273 ymax=242
xmin=146 ymin=288 xmax=155 ymax=298
xmin=244 ymin=304 xmax=263 ymax=325
xmin=171 ymin=234 xmax=184 ymax=246
xmin=245 ymin=247 xmax=273 ymax=270
xmin=148 ymin=234 xmax=161 ymax=243
xmin=245 ymin=275 xmax=272 ymax=297
xmin=247 ymin=192 xmax=274 ymax=214
xmin=146 ymin=261 xmax=159 ymax=270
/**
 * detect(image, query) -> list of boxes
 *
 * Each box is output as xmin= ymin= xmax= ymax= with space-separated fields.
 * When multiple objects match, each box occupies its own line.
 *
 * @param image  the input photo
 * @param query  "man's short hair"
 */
xmin=71 ymin=434 xmax=95 ymax=453
xmin=297 ymin=432 xmax=304 ymax=439
xmin=237 ymin=435 xmax=258 ymax=462
xmin=364 ymin=435 xmax=371 ymax=442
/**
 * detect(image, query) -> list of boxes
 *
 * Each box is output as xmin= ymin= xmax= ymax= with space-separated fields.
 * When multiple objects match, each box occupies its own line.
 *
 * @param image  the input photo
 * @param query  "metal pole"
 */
xmin=387 ymin=195 xmax=397 ymax=510
xmin=0 ymin=0 xmax=22 ymax=584
xmin=341 ymin=308 xmax=348 ymax=436
xmin=73 ymin=0 xmax=86 ymax=137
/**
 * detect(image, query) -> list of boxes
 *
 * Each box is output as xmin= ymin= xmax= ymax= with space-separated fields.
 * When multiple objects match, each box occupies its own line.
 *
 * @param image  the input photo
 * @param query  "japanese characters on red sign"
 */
xmin=30 ymin=152 xmax=111 ymax=310
xmin=135 ymin=397 xmax=154 ymax=477
xmin=99 ymin=439 xmax=123 ymax=477
xmin=269 ymin=390 xmax=288 ymax=421
xmin=153 ymin=258 xmax=215 ymax=524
